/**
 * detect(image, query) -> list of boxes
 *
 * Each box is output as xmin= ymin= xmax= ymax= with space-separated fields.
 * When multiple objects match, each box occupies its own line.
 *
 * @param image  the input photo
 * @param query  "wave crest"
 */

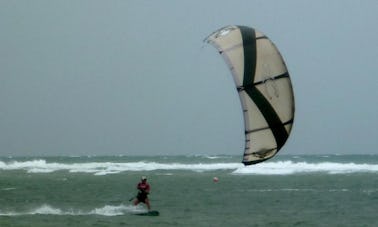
xmin=1 ymin=159 xmax=378 ymax=175
xmin=233 ymin=161 xmax=378 ymax=175
xmin=0 ymin=204 xmax=145 ymax=216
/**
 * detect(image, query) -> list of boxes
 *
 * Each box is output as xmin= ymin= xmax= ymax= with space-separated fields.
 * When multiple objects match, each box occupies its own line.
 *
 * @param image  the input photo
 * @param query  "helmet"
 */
xmin=141 ymin=176 xmax=147 ymax=180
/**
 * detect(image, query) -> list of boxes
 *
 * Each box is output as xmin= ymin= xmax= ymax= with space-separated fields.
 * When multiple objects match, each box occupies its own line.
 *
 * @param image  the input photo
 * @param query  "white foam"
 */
xmin=90 ymin=204 xmax=145 ymax=216
xmin=233 ymin=161 xmax=378 ymax=175
xmin=1 ymin=187 xmax=16 ymax=191
xmin=32 ymin=204 xmax=67 ymax=215
xmin=0 ymin=204 xmax=144 ymax=216
xmin=1 ymin=159 xmax=378 ymax=175
xmin=0 ymin=160 xmax=243 ymax=175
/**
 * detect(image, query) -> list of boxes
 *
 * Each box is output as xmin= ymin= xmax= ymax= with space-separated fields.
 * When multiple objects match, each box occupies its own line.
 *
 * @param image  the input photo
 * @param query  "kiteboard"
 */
xmin=134 ymin=210 xmax=159 ymax=216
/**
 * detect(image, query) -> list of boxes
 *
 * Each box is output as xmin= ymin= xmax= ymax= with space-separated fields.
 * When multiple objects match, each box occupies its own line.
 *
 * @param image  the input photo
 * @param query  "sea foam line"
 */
xmin=0 ymin=160 xmax=242 ymax=175
xmin=0 ymin=204 xmax=145 ymax=216
xmin=233 ymin=161 xmax=378 ymax=175
xmin=1 ymin=160 xmax=378 ymax=175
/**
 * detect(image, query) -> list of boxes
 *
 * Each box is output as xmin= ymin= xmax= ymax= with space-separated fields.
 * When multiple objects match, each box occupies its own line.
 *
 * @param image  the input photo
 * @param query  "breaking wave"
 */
xmin=0 ymin=159 xmax=242 ymax=175
xmin=1 ymin=159 xmax=378 ymax=175
xmin=0 ymin=204 xmax=146 ymax=216
xmin=233 ymin=161 xmax=378 ymax=175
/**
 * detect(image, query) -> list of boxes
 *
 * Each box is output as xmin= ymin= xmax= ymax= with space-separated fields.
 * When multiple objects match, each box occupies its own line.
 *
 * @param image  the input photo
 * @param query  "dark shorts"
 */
xmin=137 ymin=192 xmax=148 ymax=203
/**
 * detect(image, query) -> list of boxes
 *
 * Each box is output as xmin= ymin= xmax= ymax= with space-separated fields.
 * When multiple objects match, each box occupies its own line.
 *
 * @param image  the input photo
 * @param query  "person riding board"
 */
xmin=133 ymin=176 xmax=151 ymax=210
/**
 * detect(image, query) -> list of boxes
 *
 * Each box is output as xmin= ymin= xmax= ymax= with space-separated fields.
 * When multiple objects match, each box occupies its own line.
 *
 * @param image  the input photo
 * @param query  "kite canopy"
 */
xmin=205 ymin=25 xmax=295 ymax=165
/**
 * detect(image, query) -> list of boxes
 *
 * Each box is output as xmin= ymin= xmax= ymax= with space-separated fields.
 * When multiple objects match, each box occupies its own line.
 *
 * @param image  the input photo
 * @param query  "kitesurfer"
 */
xmin=133 ymin=176 xmax=151 ymax=210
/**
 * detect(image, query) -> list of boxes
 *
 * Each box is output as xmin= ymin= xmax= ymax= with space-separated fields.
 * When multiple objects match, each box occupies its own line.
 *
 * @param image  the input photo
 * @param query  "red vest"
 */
xmin=137 ymin=182 xmax=150 ymax=192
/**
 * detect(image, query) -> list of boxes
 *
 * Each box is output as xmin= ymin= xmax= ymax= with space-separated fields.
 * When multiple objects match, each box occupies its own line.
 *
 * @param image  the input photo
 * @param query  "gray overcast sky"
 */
xmin=1 ymin=0 xmax=377 ymax=157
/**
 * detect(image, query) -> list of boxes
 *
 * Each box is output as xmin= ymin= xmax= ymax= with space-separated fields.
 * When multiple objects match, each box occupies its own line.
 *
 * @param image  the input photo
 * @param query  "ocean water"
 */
xmin=0 ymin=154 xmax=378 ymax=227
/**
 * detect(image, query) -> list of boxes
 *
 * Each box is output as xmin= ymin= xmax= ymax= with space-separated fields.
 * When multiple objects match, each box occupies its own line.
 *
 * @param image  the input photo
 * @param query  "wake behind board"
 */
xmin=134 ymin=210 xmax=159 ymax=216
